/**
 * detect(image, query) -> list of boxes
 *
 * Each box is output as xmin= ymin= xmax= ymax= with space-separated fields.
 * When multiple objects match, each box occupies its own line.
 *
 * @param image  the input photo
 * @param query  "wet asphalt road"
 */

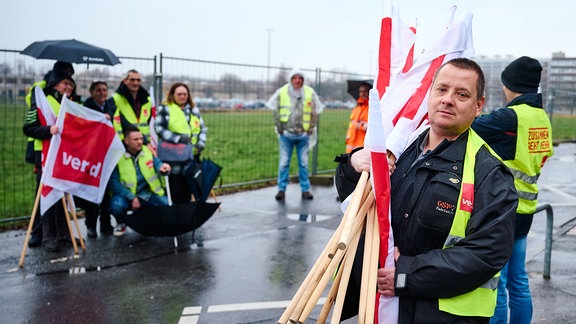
xmin=0 ymin=143 xmax=575 ymax=324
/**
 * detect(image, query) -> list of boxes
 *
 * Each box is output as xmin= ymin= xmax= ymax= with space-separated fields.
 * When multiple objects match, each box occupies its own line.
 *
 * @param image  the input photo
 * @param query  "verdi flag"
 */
xmin=34 ymin=86 xmax=65 ymax=216
xmin=366 ymin=5 xmax=475 ymax=323
xmin=42 ymin=97 xmax=124 ymax=205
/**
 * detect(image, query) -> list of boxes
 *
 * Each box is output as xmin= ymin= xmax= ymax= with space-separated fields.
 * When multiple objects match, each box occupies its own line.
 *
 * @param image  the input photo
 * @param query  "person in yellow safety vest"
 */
xmin=111 ymin=70 xmax=153 ymax=143
xmin=266 ymin=68 xmax=324 ymax=201
xmin=108 ymin=125 xmax=171 ymax=237
xmin=336 ymin=58 xmax=517 ymax=323
xmin=155 ymin=82 xmax=207 ymax=204
xmin=23 ymin=72 xmax=82 ymax=252
xmin=21 ymin=61 xmax=75 ymax=248
xmin=472 ymin=56 xmax=553 ymax=324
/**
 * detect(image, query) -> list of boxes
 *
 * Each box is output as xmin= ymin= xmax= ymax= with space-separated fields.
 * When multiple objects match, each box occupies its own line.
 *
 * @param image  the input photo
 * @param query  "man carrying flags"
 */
xmin=337 ymin=58 xmax=517 ymax=322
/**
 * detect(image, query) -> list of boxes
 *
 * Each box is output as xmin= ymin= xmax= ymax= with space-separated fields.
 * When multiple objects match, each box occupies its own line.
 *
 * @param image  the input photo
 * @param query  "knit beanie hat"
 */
xmin=46 ymin=70 xmax=74 ymax=89
xmin=501 ymin=56 xmax=542 ymax=93
xmin=53 ymin=61 xmax=75 ymax=77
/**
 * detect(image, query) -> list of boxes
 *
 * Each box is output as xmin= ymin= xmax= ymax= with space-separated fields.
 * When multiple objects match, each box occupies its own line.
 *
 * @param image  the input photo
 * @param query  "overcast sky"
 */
xmin=2 ymin=0 xmax=571 ymax=75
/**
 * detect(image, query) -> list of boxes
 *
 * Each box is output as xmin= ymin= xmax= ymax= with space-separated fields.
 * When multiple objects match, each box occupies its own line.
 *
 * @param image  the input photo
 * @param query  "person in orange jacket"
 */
xmin=345 ymin=81 xmax=372 ymax=153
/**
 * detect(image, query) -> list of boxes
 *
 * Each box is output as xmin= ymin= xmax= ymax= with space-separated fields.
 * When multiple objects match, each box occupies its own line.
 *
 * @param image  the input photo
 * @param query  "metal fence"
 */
xmin=0 ymin=49 xmax=371 ymax=218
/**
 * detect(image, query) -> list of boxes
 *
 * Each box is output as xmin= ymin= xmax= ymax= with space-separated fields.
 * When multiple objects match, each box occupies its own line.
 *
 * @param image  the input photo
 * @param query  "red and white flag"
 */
xmin=366 ymin=5 xmax=475 ymax=323
xmin=41 ymin=97 xmax=124 ymax=205
xmin=148 ymin=85 xmax=158 ymax=153
xmin=34 ymin=86 xmax=65 ymax=216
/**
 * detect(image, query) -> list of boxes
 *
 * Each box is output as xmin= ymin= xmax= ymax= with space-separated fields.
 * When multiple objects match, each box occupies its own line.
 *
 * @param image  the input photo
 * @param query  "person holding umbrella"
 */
xmin=110 ymin=70 xmax=153 ymax=143
xmin=23 ymin=72 xmax=81 ymax=252
xmin=345 ymin=80 xmax=373 ymax=153
xmin=23 ymin=61 xmax=75 ymax=248
xmin=108 ymin=125 xmax=171 ymax=236
xmin=155 ymin=82 xmax=207 ymax=204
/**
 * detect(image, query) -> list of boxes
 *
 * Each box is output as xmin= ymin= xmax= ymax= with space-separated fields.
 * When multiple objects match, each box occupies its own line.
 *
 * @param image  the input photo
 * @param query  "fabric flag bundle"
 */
xmin=41 ymin=97 xmax=124 ymax=205
xmin=148 ymin=85 xmax=158 ymax=153
xmin=367 ymin=5 xmax=475 ymax=324
xmin=34 ymin=86 xmax=65 ymax=216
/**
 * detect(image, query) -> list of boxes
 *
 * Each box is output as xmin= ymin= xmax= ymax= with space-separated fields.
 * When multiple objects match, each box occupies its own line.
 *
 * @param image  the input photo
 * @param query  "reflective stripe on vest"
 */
xmin=505 ymin=104 xmax=553 ymax=214
xmin=278 ymin=84 xmax=314 ymax=131
xmin=166 ymin=103 xmax=201 ymax=145
xmin=34 ymin=94 xmax=61 ymax=152
xmin=117 ymin=146 xmax=164 ymax=196
xmin=112 ymin=93 xmax=152 ymax=140
xmin=439 ymin=129 xmax=499 ymax=317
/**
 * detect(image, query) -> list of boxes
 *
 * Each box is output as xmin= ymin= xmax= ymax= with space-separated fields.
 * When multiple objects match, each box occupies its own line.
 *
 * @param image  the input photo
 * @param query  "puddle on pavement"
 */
xmin=286 ymin=213 xmax=335 ymax=222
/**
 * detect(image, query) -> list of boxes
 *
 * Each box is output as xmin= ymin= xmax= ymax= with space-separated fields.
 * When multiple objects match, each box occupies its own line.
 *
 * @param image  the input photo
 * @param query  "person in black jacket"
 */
xmin=74 ymin=81 xmax=115 ymax=237
xmin=336 ymin=58 xmax=517 ymax=323
xmin=471 ymin=56 xmax=553 ymax=324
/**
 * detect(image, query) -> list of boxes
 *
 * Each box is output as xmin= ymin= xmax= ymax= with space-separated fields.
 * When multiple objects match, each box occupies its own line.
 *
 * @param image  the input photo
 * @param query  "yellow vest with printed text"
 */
xmin=112 ymin=93 xmax=152 ymax=140
xmin=117 ymin=146 xmax=164 ymax=197
xmin=505 ymin=104 xmax=553 ymax=214
xmin=438 ymin=129 xmax=500 ymax=317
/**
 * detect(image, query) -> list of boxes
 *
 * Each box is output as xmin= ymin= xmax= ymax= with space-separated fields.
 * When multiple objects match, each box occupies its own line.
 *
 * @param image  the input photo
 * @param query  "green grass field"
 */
xmin=1 ymin=103 xmax=575 ymax=220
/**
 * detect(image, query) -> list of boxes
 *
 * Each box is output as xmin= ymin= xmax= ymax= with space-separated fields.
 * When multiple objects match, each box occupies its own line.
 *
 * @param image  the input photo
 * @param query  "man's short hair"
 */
xmin=434 ymin=58 xmax=486 ymax=99
xmin=123 ymin=124 xmax=141 ymax=138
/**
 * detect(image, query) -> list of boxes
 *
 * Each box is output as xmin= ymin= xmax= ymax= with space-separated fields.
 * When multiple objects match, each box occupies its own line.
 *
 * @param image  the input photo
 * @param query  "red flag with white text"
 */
xmin=41 ymin=97 xmax=124 ymax=205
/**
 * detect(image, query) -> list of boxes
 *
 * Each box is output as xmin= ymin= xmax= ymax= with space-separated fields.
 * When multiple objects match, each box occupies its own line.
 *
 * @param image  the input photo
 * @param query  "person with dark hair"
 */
xmin=266 ymin=68 xmax=324 ymax=201
xmin=472 ymin=56 xmax=553 ymax=324
xmin=335 ymin=58 xmax=517 ymax=322
xmin=110 ymin=70 xmax=153 ymax=143
xmin=23 ymin=73 xmax=80 ymax=252
xmin=75 ymin=81 xmax=115 ymax=237
xmin=108 ymin=126 xmax=171 ymax=236
xmin=154 ymin=82 xmax=207 ymax=203
xmin=345 ymin=81 xmax=372 ymax=153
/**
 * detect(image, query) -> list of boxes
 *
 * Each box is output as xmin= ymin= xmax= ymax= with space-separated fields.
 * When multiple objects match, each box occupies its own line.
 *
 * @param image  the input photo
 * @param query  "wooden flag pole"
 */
xmin=337 ymin=171 xmax=369 ymax=251
xmin=363 ymin=205 xmax=380 ymax=324
xmin=19 ymin=182 xmax=43 ymax=267
xmin=61 ymin=196 xmax=79 ymax=255
xmin=278 ymin=208 xmax=348 ymax=324
xmin=65 ymin=193 xmax=85 ymax=251
xmin=358 ymin=201 xmax=376 ymax=324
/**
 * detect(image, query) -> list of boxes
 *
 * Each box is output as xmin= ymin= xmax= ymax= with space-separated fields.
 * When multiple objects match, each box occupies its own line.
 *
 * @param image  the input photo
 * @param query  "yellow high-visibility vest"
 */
xmin=278 ymin=84 xmax=313 ymax=131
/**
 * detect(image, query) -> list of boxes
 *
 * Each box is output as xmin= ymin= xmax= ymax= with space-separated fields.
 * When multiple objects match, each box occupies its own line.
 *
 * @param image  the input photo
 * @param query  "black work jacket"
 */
xmin=335 ymin=129 xmax=517 ymax=323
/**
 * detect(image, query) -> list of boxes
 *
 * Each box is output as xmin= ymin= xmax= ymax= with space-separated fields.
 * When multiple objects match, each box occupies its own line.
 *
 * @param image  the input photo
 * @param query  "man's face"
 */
xmin=291 ymin=75 xmax=304 ymax=90
xmin=91 ymin=84 xmax=108 ymax=104
xmin=427 ymin=64 xmax=484 ymax=137
xmin=174 ymin=86 xmax=189 ymax=107
xmin=123 ymin=72 xmax=142 ymax=94
xmin=124 ymin=130 xmax=144 ymax=154
xmin=358 ymin=85 xmax=369 ymax=99
xmin=54 ymin=79 xmax=75 ymax=97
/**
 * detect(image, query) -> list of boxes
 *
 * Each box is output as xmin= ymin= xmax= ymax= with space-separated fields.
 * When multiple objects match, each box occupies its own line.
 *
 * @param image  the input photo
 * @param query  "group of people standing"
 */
xmin=23 ymin=63 xmax=207 ymax=252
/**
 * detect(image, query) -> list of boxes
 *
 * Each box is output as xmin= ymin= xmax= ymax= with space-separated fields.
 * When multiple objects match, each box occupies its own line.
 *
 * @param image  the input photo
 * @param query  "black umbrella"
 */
xmin=346 ymin=79 xmax=374 ymax=100
xmin=184 ymin=158 xmax=223 ymax=202
xmin=124 ymin=201 xmax=220 ymax=237
xmin=21 ymin=39 xmax=121 ymax=66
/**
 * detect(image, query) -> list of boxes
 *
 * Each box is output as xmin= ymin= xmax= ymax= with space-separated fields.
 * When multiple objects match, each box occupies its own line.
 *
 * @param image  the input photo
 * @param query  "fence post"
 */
xmin=535 ymin=203 xmax=554 ymax=279
xmin=154 ymin=54 xmax=163 ymax=103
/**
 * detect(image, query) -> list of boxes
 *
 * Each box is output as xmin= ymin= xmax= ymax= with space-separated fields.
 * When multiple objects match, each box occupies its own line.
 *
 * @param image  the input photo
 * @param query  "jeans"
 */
xmin=109 ymin=194 xmax=169 ymax=224
xmin=490 ymin=236 xmax=532 ymax=324
xmin=277 ymin=132 xmax=310 ymax=192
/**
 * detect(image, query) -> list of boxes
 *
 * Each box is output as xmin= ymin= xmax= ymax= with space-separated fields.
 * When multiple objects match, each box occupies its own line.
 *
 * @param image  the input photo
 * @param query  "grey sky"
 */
xmin=2 ymin=0 xmax=571 ymax=75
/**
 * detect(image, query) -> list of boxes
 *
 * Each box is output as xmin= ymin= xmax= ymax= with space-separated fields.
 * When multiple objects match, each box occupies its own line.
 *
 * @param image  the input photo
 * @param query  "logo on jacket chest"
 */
xmin=436 ymin=200 xmax=455 ymax=215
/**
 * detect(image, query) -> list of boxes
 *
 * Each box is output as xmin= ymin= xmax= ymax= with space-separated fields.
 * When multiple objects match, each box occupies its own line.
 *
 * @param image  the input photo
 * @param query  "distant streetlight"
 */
xmin=267 ymin=28 xmax=273 ymax=84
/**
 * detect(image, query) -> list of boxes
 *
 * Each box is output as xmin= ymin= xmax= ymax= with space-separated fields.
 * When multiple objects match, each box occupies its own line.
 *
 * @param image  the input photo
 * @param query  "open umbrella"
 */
xmin=21 ymin=39 xmax=121 ymax=66
xmin=124 ymin=201 xmax=220 ymax=237
xmin=184 ymin=158 xmax=223 ymax=202
xmin=346 ymin=79 xmax=373 ymax=100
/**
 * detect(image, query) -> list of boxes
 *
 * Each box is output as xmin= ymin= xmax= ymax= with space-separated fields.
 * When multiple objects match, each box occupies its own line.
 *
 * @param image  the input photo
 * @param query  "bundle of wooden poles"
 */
xmin=278 ymin=171 xmax=380 ymax=324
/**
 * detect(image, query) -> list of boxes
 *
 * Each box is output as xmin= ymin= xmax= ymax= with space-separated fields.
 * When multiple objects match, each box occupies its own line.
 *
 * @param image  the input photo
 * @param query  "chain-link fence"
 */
xmin=0 ymin=49 xmax=371 ymax=218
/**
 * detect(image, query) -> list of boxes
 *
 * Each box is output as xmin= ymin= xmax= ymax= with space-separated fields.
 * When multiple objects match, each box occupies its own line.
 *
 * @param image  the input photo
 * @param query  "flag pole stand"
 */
xmin=65 ymin=193 xmax=86 ymax=252
xmin=19 ymin=182 xmax=43 ymax=267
